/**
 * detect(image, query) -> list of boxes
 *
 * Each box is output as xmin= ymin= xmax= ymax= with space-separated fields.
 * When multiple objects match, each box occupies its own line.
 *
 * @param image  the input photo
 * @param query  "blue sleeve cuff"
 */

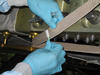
xmin=0 ymin=0 xmax=11 ymax=12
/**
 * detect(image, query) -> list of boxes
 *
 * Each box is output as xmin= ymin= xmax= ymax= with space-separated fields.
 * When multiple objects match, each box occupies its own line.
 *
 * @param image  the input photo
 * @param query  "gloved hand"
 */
xmin=23 ymin=40 xmax=66 ymax=75
xmin=27 ymin=0 xmax=64 ymax=29
xmin=1 ymin=71 xmax=22 ymax=75
xmin=0 ymin=0 xmax=10 ymax=12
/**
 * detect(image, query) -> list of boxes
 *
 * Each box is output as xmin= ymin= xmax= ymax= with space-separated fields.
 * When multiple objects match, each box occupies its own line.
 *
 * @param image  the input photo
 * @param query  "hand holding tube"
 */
xmin=23 ymin=40 xmax=66 ymax=75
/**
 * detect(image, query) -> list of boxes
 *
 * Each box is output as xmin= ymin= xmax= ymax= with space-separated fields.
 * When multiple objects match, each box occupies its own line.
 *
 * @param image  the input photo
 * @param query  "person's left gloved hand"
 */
xmin=0 ymin=0 xmax=10 ymax=12
xmin=27 ymin=0 xmax=64 ymax=29
xmin=23 ymin=40 xmax=66 ymax=75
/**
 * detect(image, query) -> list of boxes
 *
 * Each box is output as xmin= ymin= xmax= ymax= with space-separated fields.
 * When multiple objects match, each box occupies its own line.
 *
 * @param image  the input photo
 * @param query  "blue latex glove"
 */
xmin=27 ymin=0 xmax=64 ymax=29
xmin=0 ymin=0 xmax=10 ymax=12
xmin=23 ymin=40 xmax=66 ymax=75
xmin=1 ymin=71 xmax=22 ymax=75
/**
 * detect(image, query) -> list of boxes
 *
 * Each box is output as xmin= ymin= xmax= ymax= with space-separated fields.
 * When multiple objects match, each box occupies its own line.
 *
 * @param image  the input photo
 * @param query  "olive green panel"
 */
xmin=65 ymin=17 xmax=100 ymax=32
xmin=57 ymin=0 xmax=100 ymax=32
xmin=57 ymin=0 xmax=87 ymax=13
xmin=67 ymin=0 xmax=87 ymax=13
xmin=15 ymin=8 xmax=33 ymax=32
xmin=64 ymin=0 xmax=100 ymax=32
xmin=57 ymin=0 xmax=69 ymax=12
xmin=15 ymin=7 xmax=48 ymax=32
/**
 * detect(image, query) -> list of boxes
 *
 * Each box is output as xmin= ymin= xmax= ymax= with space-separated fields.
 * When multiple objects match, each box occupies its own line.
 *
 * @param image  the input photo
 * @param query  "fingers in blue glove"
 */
xmin=45 ymin=40 xmax=66 ymax=64
xmin=45 ymin=40 xmax=65 ymax=57
xmin=56 ymin=65 xmax=62 ymax=73
xmin=58 ymin=50 xmax=66 ymax=64
xmin=56 ymin=10 xmax=64 ymax=23
xmin=43 ymin=10 xmax=64 ymax=29
xmin=51 ymin=56 xmax=65 ymax=74
xmin=45 ymin=40 xmax=51 ymax=49
xmin=51 ymin=43 xmax=63 ymax=51
xmin=50 ymin=65 xmax=62 ymax=74
xmin=45 ymin=40 xmax=66 ymax=72
xmin=41 ymin=12 xmax=57 ymax=29
xmin=45 ymin=40 xmax=63 ymax=50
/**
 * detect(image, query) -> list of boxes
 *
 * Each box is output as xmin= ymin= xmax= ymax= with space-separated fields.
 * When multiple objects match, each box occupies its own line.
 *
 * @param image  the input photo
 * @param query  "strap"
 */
xmin=32 ymin=0 xmax=100 ymax=46
xmin=34 ymin=42 xmax=100 ymax=54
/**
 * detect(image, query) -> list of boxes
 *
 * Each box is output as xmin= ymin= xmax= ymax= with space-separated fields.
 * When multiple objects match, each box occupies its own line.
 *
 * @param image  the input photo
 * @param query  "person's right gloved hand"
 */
xmin=0 ymin=0 xmax=10 ymax=12
xmin=23 ymin=40 xmax=66 ymax=75
xmin=27 ymin=0 xmax=64 ymax=29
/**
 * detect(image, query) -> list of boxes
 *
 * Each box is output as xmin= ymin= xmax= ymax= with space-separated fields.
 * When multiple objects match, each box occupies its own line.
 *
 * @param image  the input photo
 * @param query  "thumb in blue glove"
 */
xmin=27 ymin=0 xmax=64 ymax=29
xmin=23 ymin=40 xmax=66 ymax=75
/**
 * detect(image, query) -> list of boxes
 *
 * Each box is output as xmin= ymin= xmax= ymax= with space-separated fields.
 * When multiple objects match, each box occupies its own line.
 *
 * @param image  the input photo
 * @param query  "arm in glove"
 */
xmin=1 ymin=40 xmax=66 ymax=75
xmin=27 ymin=0 xmax=64 ymax=29
xmin=23 ymin=40 xmax=66 ymax=75
xmin=1 ymin=62 xmax=33 ymax=75
xmin=0 ymin=0 xmax=10 ymax=12
xmin=0 ymin=0 xmax=27 ymax=13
